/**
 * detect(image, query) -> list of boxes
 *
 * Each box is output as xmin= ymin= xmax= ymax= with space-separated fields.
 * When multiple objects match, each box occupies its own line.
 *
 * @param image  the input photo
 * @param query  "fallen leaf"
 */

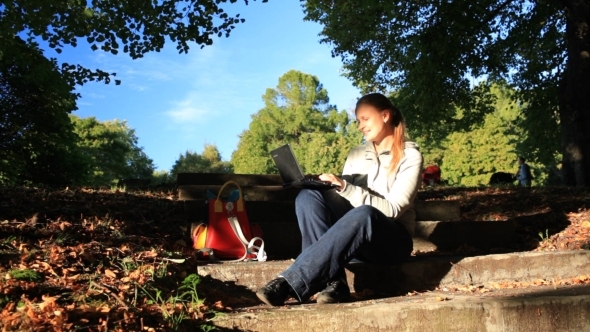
xmin=105 ymin=269 xmax=117 ymax=278
xmin=163 ymin=258 xmax=185 ymax=264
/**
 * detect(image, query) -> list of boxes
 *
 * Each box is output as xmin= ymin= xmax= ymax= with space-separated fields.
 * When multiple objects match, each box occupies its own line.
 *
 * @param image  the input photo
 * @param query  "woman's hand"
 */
xmin=319 ymin=173 xmax=345 ymax=191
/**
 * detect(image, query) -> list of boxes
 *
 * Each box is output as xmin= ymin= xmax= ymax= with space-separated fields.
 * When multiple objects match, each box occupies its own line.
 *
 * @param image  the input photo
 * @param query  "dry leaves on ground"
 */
xmin=0 ymin=185 xmax=589 ymax=330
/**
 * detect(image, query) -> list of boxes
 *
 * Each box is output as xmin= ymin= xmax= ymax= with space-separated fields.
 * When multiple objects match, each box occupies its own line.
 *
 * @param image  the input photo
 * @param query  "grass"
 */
xmin=118 ymin=256 xmax=139 ymax=275
xmin=110 ymin=184 xmax=126 ymax=193
xmin=138 ymin=273 xmax=214 ymax=331
xmin=539 ymin=229 xmax=551 ymax=245
xmin=53 ymin=233 xmax=71 ymax=245
xmin=0 ymin=236 xmax=17 ymax=246
xmin=8 ymin=269 xmax=42 ymax=282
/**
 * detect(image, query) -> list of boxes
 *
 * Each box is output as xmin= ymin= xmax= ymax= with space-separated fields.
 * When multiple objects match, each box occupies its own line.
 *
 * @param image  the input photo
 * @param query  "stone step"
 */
xmin=178 ymin=172 xmax=471 ymax=258
xmin=181 ymin=191 xmax=461 ymax=222
xmin=177 ymin=172 xmax=519 ymax=258
xmin=212 ymin=284 xmax=590 ymax=332
xmin=197 ymin=251 xmax=590 ymax=295
xmin=182 ymin=193 xmax=492 ymax=259
xmin=202 ymin=251 xmax=590 ymax=331
xmin=177 ymin=173 xmax=284 ymax=186
xmin=413 ymin=219 xmax=516 ymax=252
xmin=414 ymin=200 xmax=460 ymax=221
xmin=183 ymin=200 xmax=463 ymax=236
xmin=177 ymin=172 xmax=462 ymax=223
xmin=190 ymin=218 xmax=517 ymax=259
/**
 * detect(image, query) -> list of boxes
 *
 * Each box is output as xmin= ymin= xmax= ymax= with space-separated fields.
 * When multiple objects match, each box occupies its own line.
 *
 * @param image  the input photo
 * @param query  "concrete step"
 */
xmin=179 ymin=176 xmax=473 ymax=258
xmin=414 ymin=199 xmax=460 ymax=221
xmin=186 ymin=199 xmax=512 ymax=259
xmin=197 ymin=251 xmax=590 ymax=295
xmin=413 ymin=219 xmax=516 ymax=252
xmin=182 ymin=197 xmax=461 ymax=223
xmin=209 ymin=218 xmax=517 ymax=259
xmin=193 ymin=220 xmax=518 ymax=260
xmin=201 ymin=251 xmax=590 ymax=331
xmin=212 ymin=285 xmax=590 ymax=332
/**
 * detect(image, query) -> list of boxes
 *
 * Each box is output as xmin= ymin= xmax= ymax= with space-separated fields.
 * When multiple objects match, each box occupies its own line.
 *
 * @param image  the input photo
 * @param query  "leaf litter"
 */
xmin=0 ymin=185 xmax=589 ymax=330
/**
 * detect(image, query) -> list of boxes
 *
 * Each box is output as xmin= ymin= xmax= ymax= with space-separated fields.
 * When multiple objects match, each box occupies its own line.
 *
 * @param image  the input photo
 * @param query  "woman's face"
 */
xmin=355 ymin=104 xmax=391 ymax=143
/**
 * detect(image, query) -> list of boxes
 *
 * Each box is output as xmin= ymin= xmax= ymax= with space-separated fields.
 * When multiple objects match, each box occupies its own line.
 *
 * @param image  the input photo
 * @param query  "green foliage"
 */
xmin=416 ymin=83 xmax=557 ymax=186
xmin=9 ymin=269 xmax=42 ymax=282
xmin=70 ymin=115 xmax=155 ymax=186
xmin=1 ymin=0 xmax=268 ymax=85
xmin=177 ymin=273 xmax=203 ymax=311
xmin=1 ymin=0 xmax=271 ymax=186
xmin=171 ymin=144 xmax=232 ymax=178
xmin=1 ymin=40 xmax=156 ymax=187
xmin=152 ymin=170 xmax=174 ymax=185
xmin=303 ymin=0 xmax=589 ymax=185
xmin=138 ymin=273 xmax=214 ymax=331
xmin=539 ymin=229 xmax=551 ymax=245
xmin=0 ymin=38 xmax=87 ymax=185
xmin=231 ymin=70 xmax=362 ymax=174
xmin=303 ymin=0 xmax=566 ymax=108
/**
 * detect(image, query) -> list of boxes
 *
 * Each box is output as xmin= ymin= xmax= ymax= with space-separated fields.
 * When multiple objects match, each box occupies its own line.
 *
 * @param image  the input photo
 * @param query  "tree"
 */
xmin=416 ymin=83 xmax=558 ymax=186
xmin=0 ymin=38 xmax=86 ymax=185
xmin=170 ymin=144 xmax=232 ymax=178
xmin=71 ymin=115 xmax=155 ymax=185
xmin=1 ymin=1 xmax=268 ymax=185
xmin=151 ymin=170 xmax=174 ymax=185
xmin=231 ymin=70 xmax=361 ymax=174
xmin=440 ymin=85 xmax=527 ymax=186
xmin=1 ymin=0 xmax=268 ymax=85
xmin=303 ymin=0 xmax=589 ymax=186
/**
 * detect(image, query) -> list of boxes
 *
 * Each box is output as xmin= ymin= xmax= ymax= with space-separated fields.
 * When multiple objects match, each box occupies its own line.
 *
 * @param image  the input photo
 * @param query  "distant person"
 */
xmin=514 ymin=157 xmax=532 ymax=187
xmin=422 ymin=165 xmax=441 ymax=187
xmin=256 ymin=93 xmax=423 ymax=306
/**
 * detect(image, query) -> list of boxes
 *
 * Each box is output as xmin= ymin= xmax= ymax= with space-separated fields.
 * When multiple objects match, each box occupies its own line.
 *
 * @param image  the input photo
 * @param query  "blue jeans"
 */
xmin=519 ymin=179 xmax=531 ymax=187
xmin=281 ymin=189 xmax=413 ymax=301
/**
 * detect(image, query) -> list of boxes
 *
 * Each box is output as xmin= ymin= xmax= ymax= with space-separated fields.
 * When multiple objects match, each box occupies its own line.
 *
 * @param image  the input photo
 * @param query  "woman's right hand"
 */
xmin=319 ymin=173 xmax=345 ymax=191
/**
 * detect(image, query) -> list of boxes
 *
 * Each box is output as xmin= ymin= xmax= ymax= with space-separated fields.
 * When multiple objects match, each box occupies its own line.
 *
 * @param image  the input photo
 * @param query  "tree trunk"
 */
xmin=560 ymin=0 xmax=590 ymax=186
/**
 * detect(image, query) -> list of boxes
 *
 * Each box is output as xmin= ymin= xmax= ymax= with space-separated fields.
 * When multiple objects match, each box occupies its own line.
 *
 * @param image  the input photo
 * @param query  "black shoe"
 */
xmin=316 ymin=279 xmax=351 ymax=304
xmin=256 ymin=277 xmax=293 ymax=306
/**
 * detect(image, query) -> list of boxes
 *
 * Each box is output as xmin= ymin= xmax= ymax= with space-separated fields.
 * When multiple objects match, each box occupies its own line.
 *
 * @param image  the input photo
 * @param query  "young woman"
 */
xmin=256 ymin=93 xmax=423 ymax=306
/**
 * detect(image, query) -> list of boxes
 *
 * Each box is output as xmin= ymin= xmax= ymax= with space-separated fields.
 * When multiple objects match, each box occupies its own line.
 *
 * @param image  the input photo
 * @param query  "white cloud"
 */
xmin=89 ymin=43 xmax=229 ymax=84
xmin=125 ymin=67 xmax=173 ymax=81
xmin=128 ymin=83 xmax=148 ymax=91
xmin=84 ymin=92 xmax=105 ymax=99
xmin=164 ymin=94 xmax=209 ymax=123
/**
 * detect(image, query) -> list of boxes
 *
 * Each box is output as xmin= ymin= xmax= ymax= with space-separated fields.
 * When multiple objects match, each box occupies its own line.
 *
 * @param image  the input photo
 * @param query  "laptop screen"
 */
xmin=270 ymin=144 xmax=305 ymax=184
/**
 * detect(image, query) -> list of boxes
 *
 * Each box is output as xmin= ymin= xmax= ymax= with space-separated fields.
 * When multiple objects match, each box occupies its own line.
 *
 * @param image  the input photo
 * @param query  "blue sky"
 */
xmin=49 ymin=1 xmax=361 ymax=171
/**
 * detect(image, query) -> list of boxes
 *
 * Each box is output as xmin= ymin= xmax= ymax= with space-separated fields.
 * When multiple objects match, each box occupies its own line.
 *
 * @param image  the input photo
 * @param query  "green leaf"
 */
xmin=83 ymin=8 xmax=93 ymax=18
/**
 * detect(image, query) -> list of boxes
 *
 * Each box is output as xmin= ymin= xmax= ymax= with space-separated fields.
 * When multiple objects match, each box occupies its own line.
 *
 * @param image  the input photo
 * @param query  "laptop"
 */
xmin=270 ymin=144 xmax=338 ymax=189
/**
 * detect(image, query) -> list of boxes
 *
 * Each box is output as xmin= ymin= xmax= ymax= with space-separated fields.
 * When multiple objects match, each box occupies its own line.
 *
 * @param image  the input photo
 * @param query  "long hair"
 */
xmin=355 ymin=93 xmax=407 ymax=177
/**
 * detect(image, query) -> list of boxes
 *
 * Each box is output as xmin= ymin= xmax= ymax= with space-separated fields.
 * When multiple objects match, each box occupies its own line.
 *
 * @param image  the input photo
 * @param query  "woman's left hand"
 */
xmin=319 ymin=173 xmax=344 ymax=191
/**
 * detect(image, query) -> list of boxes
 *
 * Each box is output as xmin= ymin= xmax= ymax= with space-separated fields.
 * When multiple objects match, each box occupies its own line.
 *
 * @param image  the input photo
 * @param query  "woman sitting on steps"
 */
xmin=256 ymin=92 xmax=424 ymax=305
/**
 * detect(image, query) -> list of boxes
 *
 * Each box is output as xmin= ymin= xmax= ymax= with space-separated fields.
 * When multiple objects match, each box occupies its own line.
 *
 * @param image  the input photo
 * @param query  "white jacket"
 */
xmin=338 ymin=141 xmax=423 ymax=235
